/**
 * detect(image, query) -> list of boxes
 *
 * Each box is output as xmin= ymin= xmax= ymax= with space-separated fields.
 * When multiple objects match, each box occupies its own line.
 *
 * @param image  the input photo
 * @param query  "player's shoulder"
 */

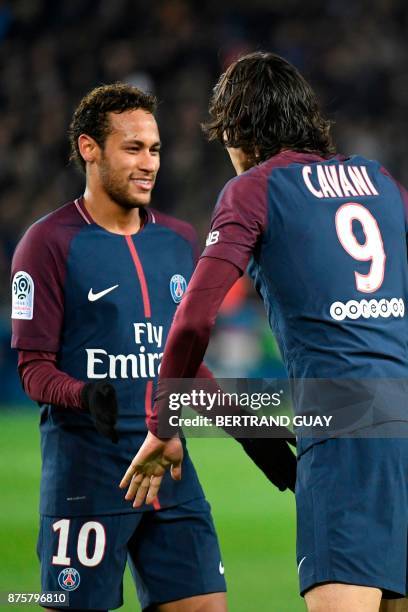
xmin=225 ymin=163 xmax=268 ymax=190
xmin=14 ymin=200 xmax=87 ymax=258
xmin=372 ymin=161 xmax=408 ymax=202
xmin=149 ymin=208 xmax=198 ymax=246
xmin=345 ymin=153 xmax=381 ymax=169
xmin=352 ymin=155 xmax=406 ymax=192
xmin=19 ymin=199 xmax=86 ymax=243
xmin=215 ymin=165 xmax=269 ymax=214
xmin=364 ymin=156 xmax=400 ymax=184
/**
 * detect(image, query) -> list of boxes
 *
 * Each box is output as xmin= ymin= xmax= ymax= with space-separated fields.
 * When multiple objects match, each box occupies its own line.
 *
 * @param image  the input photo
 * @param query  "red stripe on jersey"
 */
xmin=144 ymin=380 xmax=161 ymax=510
xmin=125 ymin=239 xmax=160 ymax=508
xmin=125 ymin=235 xmax=151 ymax=318
xmin=144 ymin=380 xmax=153 ymax=423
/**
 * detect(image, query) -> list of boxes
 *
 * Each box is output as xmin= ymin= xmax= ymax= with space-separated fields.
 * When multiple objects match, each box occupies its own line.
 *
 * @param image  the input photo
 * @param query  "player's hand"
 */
xmin=119 ymin=431 xmax=183 ymax=507
xmin=239 ymin=435 xmax=297 ymax=492
xmin=81 ymin=381 xmax=119 ymax=443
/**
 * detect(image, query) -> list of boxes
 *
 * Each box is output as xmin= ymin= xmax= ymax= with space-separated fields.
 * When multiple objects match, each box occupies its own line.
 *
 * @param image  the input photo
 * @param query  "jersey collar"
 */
xmin=74 ymin=196 xmax=155 ymax=230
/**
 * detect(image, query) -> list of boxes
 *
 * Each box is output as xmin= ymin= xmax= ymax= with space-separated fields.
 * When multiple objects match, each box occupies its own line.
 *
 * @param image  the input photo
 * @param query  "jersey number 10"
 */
xmin=335 ymin=202 xmax=386 ymax=293
xmin=52 ymin=519 xmax=106 ymax=567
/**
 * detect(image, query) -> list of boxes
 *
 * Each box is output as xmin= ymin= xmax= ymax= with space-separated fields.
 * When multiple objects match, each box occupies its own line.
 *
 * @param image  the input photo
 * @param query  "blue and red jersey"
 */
xmin=11 ymin=197 xmax=204 ymax=515
xmin=150 ymin=151 xmax=408 ymax=442
xmin=203 ymin=150 xmax=408 ymax=381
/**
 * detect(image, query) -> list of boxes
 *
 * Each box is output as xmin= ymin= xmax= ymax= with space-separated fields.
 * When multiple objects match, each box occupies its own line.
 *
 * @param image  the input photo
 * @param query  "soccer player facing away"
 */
xmin=121 ymin=54 xmax=408 ymax=612
xmin=11 ymin=85 xmax=228 ymax=611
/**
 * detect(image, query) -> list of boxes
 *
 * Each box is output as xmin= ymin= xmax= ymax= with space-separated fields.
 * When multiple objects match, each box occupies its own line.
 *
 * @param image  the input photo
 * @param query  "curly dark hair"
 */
xmin=69 ymin=83 xmax=157 ymax=172
xmin=202 ymin=52 xmax=335 ymax=163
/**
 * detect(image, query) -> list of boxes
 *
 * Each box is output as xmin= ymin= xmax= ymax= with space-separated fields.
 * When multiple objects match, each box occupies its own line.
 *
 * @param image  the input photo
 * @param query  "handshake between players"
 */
xmin=83 ymin=380 xmax=296 ymax=506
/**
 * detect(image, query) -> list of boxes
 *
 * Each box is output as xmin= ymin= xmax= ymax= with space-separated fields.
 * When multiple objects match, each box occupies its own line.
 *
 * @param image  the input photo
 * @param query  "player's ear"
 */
xmin=78 ymin=133 xmax=100 ymax=166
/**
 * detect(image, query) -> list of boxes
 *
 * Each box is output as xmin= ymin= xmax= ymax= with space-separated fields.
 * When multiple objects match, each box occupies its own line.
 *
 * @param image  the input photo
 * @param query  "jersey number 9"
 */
xmin=335 ymin=202 xmax=386 ymax=293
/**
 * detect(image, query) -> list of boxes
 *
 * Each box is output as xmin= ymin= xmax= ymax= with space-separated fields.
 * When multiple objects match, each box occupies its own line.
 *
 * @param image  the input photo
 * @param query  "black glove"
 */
xmin=81 ymin=382 xmax=119 ymax=443
xmin=239 ymin=435 xmax=297 ymax=492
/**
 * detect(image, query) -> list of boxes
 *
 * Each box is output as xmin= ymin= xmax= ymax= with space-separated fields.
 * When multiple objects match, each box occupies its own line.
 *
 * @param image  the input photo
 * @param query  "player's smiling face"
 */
xmin=98 ymin=109 xmax=161 ymax=209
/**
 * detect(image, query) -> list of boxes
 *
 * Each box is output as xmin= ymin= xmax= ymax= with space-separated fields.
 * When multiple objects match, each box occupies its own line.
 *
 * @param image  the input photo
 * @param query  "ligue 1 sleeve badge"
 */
xmin=58 ymin=567 xmax=81 ymax=591
xmin=170 ymin=274 xmax=187 ymax=303
xmin=11 ymin=271 xmax=34 ymax=320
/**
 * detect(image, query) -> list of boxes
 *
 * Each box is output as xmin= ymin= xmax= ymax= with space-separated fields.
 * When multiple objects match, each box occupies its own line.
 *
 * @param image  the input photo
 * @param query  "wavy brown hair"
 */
xmin=202 ymin=52 xmax=335 ymax=163
xmin=69 ymin=83 xmax=157 ymax=172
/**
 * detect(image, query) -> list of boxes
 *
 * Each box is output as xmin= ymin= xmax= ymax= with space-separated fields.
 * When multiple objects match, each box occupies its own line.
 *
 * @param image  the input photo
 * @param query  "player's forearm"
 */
xmin=190 ymin=363 xmax=242 ymax=421
xmin=18 ymin=350 xmax=84 ymax=408
xmin=148 ymin=299 xmax=217 ymax=437
xmin=159 ymin=293 xmax=213 ymax=379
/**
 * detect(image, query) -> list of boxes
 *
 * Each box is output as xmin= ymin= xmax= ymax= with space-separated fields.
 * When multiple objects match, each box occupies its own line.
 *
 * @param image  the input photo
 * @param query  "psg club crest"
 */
xmin=58 ymin=567 xmax=81 ymax=591
xmin=170 ymin=274 xmax=187 ymax=304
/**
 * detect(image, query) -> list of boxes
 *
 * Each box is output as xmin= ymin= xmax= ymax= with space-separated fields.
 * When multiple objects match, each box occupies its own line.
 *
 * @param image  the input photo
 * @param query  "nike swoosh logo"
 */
xmin=219 ymin=561 xmax=225 ymax=575
xmin=297 ymin=556 xmax=306 ymax=574
xmin=88 ymin=285 xmax=119 ymax=302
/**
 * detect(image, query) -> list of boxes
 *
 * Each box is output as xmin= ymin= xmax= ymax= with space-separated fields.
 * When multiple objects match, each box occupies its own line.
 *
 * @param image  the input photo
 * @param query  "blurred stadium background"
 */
xmin=1 ymin=0 xmax=407 ymax=609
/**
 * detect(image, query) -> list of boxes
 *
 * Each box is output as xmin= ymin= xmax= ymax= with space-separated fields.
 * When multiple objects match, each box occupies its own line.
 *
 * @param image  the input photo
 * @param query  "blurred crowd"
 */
xmin=1 ymin=0 xmax=408 ymax=401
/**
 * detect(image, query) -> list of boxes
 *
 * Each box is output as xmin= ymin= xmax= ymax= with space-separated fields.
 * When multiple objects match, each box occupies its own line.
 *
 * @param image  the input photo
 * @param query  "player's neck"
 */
xmin=82 ymin=187 xmax=143 ymax=235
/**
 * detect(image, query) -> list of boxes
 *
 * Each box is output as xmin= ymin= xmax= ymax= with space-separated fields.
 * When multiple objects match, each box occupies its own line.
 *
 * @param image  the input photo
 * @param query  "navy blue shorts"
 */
xmin=296 ymin=435 xmax=408 ymax=599
xmin=38 ymin=497 xmax=226 ymax=610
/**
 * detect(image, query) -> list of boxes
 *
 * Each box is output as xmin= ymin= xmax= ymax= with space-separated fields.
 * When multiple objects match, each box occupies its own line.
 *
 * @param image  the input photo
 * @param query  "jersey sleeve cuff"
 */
xmin=11 ymin=335 xmax=60 ymax=353
xmin=147 ymin=414 xmax=159 ymax=437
